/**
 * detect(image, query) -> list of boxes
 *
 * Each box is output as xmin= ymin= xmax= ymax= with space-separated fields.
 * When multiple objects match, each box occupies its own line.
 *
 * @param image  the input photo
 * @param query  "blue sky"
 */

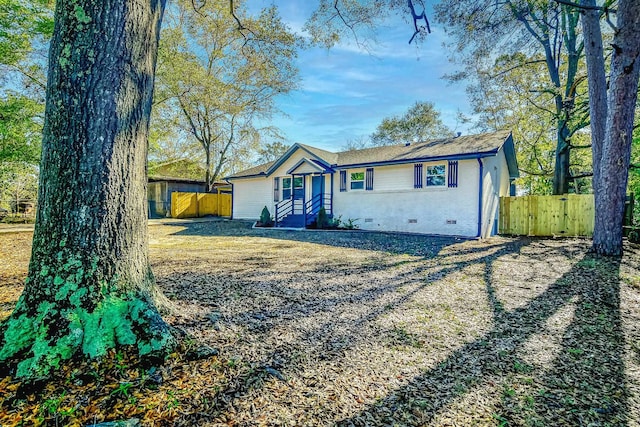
xmin=250 ymin=1 xmax=474 ymax=152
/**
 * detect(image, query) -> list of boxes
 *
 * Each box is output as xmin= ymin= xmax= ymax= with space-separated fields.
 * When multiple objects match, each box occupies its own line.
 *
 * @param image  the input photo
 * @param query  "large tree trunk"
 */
xmin=583 ymin=0 xmax=640 ymax=256
xmin=0 ymin=0 xmax=173 ymax=379
xmin=553 ymin=120 xmax=572 ymax=195
xmin=581 ymin=0 xmax=607 ymax=188
xmin=205 ymin=146 xmax=213 ymax=192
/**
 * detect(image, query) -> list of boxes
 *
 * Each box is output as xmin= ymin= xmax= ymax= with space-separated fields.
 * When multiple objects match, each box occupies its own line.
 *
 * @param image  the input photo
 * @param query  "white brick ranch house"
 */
xmin=225 ymin=130 xmax=519 ymax=238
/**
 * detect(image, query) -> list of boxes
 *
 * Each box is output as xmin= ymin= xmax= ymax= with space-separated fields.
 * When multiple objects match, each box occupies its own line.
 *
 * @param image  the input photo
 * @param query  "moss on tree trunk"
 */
xmin=0 ymin=0 xmax=174 ymax=379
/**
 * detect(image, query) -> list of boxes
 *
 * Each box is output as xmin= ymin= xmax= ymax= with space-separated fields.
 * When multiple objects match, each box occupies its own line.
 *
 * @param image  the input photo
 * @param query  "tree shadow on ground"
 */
xmin=166 ymin=219 xmax=468 ymax=258
xmin=154 ymin=221 xmax=631 ymax=424
xmin=335 ymin=255 xmax=628 ymax=426
xmin=157 ymin=235 xmax=533 ymax=344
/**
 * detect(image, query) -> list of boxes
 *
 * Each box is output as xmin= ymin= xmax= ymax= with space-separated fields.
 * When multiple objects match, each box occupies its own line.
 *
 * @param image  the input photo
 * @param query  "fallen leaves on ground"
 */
xmin=0 ymin=221 xmax=639 ymax=426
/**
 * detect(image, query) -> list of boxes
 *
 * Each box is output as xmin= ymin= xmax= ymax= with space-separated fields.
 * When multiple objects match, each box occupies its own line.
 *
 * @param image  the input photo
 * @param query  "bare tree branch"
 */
xmin=408 ymin=0 xmax=431 ymax=44
xmin=552 ymin=0 xmax=615 ymax=12
xmin=553 ymin=0 xmax=618 ymax=31
xmin=519 ymin=166 xmax=553 ymax=176
xmin=6 ymin=64 xmax=46 ymax=91
xmin=567 ymin=171 xmax=593 ymax=180
xmin=333 ymin=0 xmax=358 ymax=38
xmin=491 ymin=59 xmax=548 ymax=78
xmin=191 ymin=0 xmax=206 ymax=16
xmin=229 ymin=0 xmax=259 ymax=47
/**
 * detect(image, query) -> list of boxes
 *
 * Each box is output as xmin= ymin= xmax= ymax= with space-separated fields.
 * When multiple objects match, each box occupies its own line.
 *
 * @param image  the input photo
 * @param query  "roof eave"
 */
xmin=501 ymin=133 xmax=519 ymax=179
xmin=333 ymin=150 xmax=501 ymax=169
xmin=224 ymin=172 xmax=267 ymax=181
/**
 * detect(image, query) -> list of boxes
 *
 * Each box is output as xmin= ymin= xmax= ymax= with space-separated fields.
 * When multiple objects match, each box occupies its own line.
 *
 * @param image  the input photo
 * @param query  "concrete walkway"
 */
xmin=0 ymin=216 xmax=227 ymax=234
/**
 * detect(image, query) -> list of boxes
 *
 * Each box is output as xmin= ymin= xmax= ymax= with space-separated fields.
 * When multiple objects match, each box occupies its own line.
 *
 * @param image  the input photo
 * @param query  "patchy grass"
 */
xmin=0 ymin=232 xmax=31 ymax=321
xmin=0 ymin=220 xmax=639 ymax=426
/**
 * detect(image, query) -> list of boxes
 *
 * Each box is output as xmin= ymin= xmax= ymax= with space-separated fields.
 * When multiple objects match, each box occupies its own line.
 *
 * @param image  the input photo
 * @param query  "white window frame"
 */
xmin=350 ymin=170 xmax=365 ymax=190
xmin=292 ymin=176 xmax=304 ymax=199
xmin=426 ymin=164 xmax=446 ymax=187
xmin=282 ymin=177 xmax=292 ymax=199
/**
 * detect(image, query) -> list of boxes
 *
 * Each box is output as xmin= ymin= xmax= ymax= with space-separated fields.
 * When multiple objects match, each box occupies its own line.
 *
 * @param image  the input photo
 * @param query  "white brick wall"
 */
xmin=333 ymin=160 xmax=480 ymax=237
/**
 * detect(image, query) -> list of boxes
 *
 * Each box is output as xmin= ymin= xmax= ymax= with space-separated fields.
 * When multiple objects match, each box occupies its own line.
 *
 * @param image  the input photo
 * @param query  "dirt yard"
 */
xmin=1 ymin=220 xmax=639 ymax=426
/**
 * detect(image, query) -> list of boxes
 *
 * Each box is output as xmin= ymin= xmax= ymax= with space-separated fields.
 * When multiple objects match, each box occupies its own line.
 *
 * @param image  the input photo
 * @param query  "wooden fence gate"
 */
xmin=171 ymin=191 xmax=232 ymax=219
xmin=499 ymin=194 xmax=595 ymax=237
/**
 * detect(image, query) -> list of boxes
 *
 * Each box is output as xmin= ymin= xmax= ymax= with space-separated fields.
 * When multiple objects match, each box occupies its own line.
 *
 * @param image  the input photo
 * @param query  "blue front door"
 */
xmin=312 ymin=175 xmax=323 ymax=204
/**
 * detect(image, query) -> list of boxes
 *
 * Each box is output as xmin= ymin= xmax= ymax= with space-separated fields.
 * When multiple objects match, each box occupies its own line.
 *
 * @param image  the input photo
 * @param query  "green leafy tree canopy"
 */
xmin=370 ymin=101 xmax=452 ymax=146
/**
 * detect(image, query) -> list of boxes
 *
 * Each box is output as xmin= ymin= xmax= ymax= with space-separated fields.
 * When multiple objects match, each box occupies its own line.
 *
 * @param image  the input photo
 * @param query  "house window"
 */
xmin=293 ymin=176 xmax=304 ymax=198
xmin=339 ymin=171 xmax=347 ymax=192
xmin=350 ymin=171 xmax=365 ymax=190
xmin=282 ymin=177 xmax=291 ymax=199
xmin=274 ymin=177 xmax=280 ymax=202
xmin=426 ymin=164 xmax=446 ymax=187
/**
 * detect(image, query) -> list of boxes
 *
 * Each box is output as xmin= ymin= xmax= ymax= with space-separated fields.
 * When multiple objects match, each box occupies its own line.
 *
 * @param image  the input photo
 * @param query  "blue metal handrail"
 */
xmin=304 ymin=193 xmax=332 ymax=225
xmin=276 ymin=193 xmax=332 ymax=227
xmin=275 ymin=198 xmax=293 ymax=226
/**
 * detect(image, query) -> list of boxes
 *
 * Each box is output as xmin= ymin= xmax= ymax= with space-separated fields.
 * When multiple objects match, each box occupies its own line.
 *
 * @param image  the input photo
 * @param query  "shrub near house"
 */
xmin=257 ymin=206 xmax=273 ymax=227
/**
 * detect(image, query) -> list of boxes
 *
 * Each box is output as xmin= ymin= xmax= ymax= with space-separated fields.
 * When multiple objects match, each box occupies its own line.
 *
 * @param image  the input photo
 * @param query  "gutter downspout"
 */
xmin=477 ymin=158 xmax=484 ymax=238
xmin=330 ymin=173 xmax=334 ymax=215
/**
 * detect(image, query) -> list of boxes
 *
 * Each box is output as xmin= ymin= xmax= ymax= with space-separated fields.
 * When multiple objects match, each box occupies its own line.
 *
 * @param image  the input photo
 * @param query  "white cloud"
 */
xmin=250 ymin=1 xmax=474 ymax=151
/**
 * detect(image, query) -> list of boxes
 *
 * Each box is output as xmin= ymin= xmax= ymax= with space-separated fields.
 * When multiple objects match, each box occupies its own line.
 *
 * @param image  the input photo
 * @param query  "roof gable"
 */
xmin=266 ymin=143 xmax=335 ymax=175
xmin=287 ymin=158 xmax=333 ymax=175
xmin=225 ymin=143 xmax=335 ymax=180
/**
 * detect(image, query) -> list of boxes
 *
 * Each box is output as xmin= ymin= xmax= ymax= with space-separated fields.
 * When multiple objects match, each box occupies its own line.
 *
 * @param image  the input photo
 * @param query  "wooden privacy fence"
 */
xmin=499 ymin=194 xmax=595 ymax=237
xmin=171 ymin=191 xmax=231 ymax=219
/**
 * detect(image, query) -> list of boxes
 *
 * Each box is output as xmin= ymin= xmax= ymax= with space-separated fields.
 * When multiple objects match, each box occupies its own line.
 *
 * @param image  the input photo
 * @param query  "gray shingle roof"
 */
xmin=225 ymin=160 xmax=275 ymax=179
xmin=225 ymin=131 xmax=516 ymax=179
xmin=298 ymin=143 xmax=339 ymax=165
xmin=334 ymin=130 xmax=513 ymax=167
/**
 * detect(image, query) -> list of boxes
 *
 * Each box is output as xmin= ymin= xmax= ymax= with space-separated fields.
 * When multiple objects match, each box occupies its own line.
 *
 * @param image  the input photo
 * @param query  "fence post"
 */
xmin=527 ymin=195 xmax=532 ymax=236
